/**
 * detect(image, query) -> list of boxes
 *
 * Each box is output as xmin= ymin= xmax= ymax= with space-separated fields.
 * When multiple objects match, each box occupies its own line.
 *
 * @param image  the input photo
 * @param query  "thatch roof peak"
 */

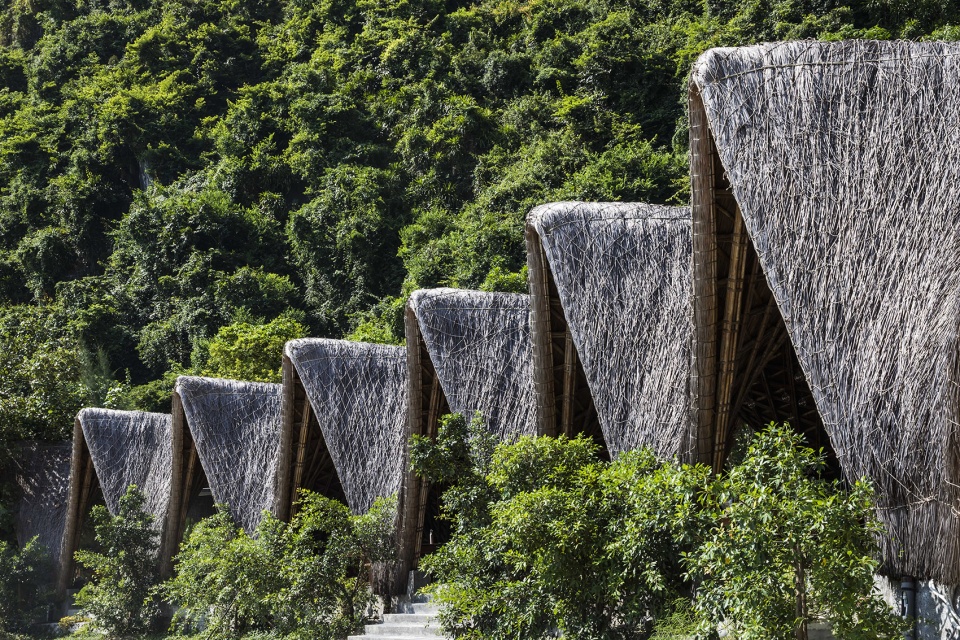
xmin=689 ymin=40 xmax=960 ymax=581
xmin=407 ymin=286 xmax=537 ymax=439
xmin=285 ymin=337 xmax=404 ymax=362
xmin=174 ymin=375 xmax=282 ymax=532
xmin=408 ymin=287 xmax=528 ymax=313
xmin=75 ymin=408 xmax=173 ymax=522
xmin=175 ymin=374 xmax=282 ymax=396
xmin=526 ymin=201 xmax=692 ymax=457
xmin=282 ymin=338 xmax=406 ymax=514
xmin=528 ymin=200 xmax=689 ymax=233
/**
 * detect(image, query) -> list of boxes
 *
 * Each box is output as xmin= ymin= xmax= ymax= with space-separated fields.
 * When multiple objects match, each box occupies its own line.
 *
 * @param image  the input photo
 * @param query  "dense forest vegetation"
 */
xmin=0 ymin=0 xmax=957 ymax=450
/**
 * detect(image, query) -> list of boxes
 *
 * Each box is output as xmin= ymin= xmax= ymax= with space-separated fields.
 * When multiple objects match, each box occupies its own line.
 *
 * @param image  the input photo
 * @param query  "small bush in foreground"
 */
xmin=413 ymin=413 xmax=708 ymax=639
xmin=74 ymin=484 xmax=161 ymax=636
xmin=0 ymin=536 xmax=55 ymax=631
xmin=686 ymin=424 xmax=905 ymax=640
xmin=165 ymin=491 xmax=396 ymax=639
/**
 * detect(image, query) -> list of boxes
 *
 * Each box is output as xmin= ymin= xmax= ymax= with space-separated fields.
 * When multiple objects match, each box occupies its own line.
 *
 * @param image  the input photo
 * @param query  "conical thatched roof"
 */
xmin=283 ymin=339 xmax=406 ymax=514
xmin=76 ymin=409 xmax=173 ymax=521
xmin=526 ymin=202 xmax=692 ymax=458
xmin=174 ymin=376 xmax=282 ymax=533
xmin=408 ymin=288 xmax=538 ymax=440
xmin=689 ymin=40 xmax=960 ymax=582
xmin=15 ymin=442 xmax=71 ymax=567
xmin=60 ymin=409 xmax=173 ymax=595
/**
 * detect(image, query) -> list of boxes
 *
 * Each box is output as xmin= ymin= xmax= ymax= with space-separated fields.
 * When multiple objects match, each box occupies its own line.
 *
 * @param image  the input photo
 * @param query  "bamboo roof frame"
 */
xmin=689 ymin=40 xmax=960 ymax=582
xmin=59 ymin=409 xmax=175 ymax=597
xmin=526 ymin=202 xmax=693 ymax=459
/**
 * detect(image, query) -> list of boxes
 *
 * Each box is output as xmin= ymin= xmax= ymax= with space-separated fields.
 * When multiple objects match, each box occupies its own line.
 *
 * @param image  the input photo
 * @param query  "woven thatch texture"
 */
xmin=528 ymin=202 xmax=692 ymax=458
xmin=15 ymin=442 xmax=71 ymax=565
xmin=409 ymin=288 xmax=538 ymax=440
xmin=175 ymin=376 xmax=282 ymax=532
xmin=285 ymin=339 xmax=406 ymax=514
xmin=77 ymin=408 xmax=173 ymax=526
xmin=691 ymin=40 xmax=960 ymax=582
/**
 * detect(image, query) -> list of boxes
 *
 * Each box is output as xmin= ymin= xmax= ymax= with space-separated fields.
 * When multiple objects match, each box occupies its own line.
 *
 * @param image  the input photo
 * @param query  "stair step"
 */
xmin=350 ymin=637 xmax=442 ymax=640
xmin=363 ymin=622 xmax=441 ymax=636
xmin=383 ymin=613 xmax=434 ymax=624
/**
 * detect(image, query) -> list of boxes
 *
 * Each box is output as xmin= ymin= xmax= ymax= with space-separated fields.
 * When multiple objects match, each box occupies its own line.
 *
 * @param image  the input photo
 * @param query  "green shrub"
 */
xmin=73 ymin=484 xmax=162 ymax=636
xmin=164 ymin=509 xmax=278 ymax=635
xmin=0 ymin=536 xmax=55 ymax=631
xmin=413 ymin=413 xmax=707 ymax=639
xmin=417 ymin=420 xmax=903 ymax=640
xmin=685 ymin=424 xmax=905 ymax=639
xmin=165 ymin=491 xmax=397 ymax=639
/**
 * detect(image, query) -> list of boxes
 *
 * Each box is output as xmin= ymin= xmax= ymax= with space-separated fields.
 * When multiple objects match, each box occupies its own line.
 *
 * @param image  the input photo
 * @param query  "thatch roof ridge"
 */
xmin=14 ymin=441 xmax=71 ymax=567
xmin=284 ymin=338 xmax=406 ymax=514
xmin=76 ymin=408 xmax=174 ymax=525
xmin=528 ymin=200 xmax=689 ymax=232
xmin=690 ymin=40 xmax=960 ymax=581
xmin=174 ymin=375 xmax=283 ymax=532
xmin=408 ymin=287 xmax=538 ymax=439
xmin=526 ymin=201 xmax=693 ymax=458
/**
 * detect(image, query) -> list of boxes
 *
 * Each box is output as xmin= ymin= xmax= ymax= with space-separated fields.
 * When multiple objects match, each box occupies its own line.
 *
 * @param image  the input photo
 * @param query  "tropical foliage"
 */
xmin=164 ymin=491 xmax=396 ymax=639
xmin=413 ymin=420 xmax=903 ymax=639
xmin=0 ymin=0 xmax=957 ymax=452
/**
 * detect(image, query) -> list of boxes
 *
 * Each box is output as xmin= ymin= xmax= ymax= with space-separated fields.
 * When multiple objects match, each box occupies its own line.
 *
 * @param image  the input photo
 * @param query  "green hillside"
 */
xmin=0 ymin=0 xmax=956 ymax=445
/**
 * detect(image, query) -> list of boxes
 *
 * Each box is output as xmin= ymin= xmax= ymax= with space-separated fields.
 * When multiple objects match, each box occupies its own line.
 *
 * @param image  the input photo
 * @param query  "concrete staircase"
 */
xmin=349 ymin=597 xmax=445 ymax=640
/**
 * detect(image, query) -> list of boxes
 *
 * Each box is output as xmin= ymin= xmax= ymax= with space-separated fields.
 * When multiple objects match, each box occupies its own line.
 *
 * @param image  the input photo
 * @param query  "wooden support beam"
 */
xmin=713 ymin=212 xmax=749 ymax=473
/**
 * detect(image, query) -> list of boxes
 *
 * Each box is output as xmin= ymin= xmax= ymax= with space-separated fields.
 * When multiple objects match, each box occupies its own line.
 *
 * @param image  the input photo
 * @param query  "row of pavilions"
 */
xmin=15 ymin=40 xmax=960 ymax=610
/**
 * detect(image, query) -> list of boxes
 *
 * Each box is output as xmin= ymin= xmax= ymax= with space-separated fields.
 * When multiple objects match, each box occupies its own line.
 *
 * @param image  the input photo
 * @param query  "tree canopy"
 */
xmin=0 ymin=0 xmax=957 ymax=444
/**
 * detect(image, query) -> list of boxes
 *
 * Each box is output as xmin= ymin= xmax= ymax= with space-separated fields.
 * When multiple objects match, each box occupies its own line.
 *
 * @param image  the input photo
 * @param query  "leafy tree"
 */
xmin=73 ymin=484 xmax=161 ymax=636
xmin=164 ymin=509 xmax=278 ymax=635
xmin=200 ymin=313 xmax=307 ymax=383
xmin=0 ymin=537 xmax=55 ymax=631
xmin=685 ymin=424 xmax=905 ymax=640
xmin=412 ymin=413 xmax=707 ymax=639
xmin=271 ymin=492 xmax=397 ymax=638
xmin=165 ymin=492 xmax=397 ymax=639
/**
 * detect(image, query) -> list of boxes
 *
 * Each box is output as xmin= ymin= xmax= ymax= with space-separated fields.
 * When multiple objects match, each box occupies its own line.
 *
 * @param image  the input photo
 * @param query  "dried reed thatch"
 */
xmin=14 ymin=442 xmax=71 ymax=572
xmin=59 ymin=409 xmax=173 ymax=595
xmin=689 ymin=40 xmax=960 ymax=583
xmin=408 ymin=288 xmax=538 ymax=439
xmin=397 ymin=288 xmax=538 ymax=591
xmin=526 ymin=202 xmax=692 ymax=458
xmin=279 ymin=339 xmax=406 ymax=516
xmin=172 ymin=376 xmax=283 ymax=535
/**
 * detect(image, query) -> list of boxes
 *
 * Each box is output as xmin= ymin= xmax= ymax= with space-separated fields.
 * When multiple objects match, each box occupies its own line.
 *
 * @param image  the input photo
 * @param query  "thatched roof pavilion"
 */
xmin=166 ymin=376 xmax=282 ymax=564
xmin=59 ymin=409 xmax=173 ymax=595
xmin=398 ymin=288 xmax=538 ymax=588
xmin=276 ymin=339 xmax=404 ymax=518
xmin=689 ymin=40 xmax=960 ymax=583
xmin=14 ymin=442 xmax=71 ymax=587
xmin=526 ymin=202 xmax=692 ymax=458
